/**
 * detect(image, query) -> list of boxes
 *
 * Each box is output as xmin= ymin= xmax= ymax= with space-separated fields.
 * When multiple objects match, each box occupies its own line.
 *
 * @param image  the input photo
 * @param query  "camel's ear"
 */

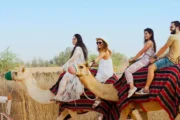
xmin=22 ymin=67 xmax=26 ymax=73
xmin=20 ymin=65 xmax=26 ymax=73
xmin=85 ymin=62 xmax=89 ymax=68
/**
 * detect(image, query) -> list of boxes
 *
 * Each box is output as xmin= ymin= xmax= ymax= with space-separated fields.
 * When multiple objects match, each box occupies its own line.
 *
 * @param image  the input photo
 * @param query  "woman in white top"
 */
xmin=53 ymin=34 xmax=88 ymax=102
xmin=90 ymin=38 xmax=114 ymax=108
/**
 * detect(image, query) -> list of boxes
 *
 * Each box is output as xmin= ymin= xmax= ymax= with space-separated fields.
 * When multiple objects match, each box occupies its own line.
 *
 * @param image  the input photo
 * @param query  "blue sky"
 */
xmin=0 ymin=0 xmax=180 ymax=62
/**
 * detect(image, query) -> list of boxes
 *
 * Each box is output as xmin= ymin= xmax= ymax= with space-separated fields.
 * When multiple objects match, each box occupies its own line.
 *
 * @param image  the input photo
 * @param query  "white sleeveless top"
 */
xmin=95 ymin=58 xmax=114 ymax=83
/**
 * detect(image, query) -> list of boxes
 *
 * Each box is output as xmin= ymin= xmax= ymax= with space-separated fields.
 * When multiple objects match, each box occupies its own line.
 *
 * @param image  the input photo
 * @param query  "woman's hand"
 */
xmin=89 ymin=62 xmax=94 ymax=67
xmin=129 ymin=58 xmax=135 ymax=63
xmin=89 ymin=60 xmax=96 ymax=67
xmin=149 ymin=57 xmax=156 ymax=63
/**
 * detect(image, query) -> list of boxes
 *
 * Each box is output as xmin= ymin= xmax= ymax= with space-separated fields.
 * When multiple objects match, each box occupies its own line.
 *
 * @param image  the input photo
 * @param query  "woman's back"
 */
xmin=72 ymin=46 xmax=86 ymax=64
xmin=144 ymin=45 xmax=155 ymax=57
xmin=96 ymin=51 xmax=114 ymax=83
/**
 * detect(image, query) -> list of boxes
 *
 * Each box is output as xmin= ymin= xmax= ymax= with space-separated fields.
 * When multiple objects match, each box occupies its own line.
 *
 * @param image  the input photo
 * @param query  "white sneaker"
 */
xmin=128 ymin=87 xmax=137 ymax=98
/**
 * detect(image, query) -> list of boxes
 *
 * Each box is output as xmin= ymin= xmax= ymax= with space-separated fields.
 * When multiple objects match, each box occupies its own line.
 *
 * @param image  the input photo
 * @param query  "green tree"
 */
xmin=25 ymin=62 xmax=31 ymax=67
xmin=111 ymin=51 xmax=127 ymax=67
xmin=0 ymin=47 xmax=23 ymax=73
xmin=53 ymin=47 xmax=72 ymax=66
xmin=88 ymin=54 xmax=98 ymax=62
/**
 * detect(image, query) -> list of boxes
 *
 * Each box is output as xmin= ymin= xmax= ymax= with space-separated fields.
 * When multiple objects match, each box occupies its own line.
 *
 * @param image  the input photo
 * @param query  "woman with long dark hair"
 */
xmin=124 ymin=28 xmax=157 ymax=98
xmin=53 ymin=34 xmax=88 ymax=102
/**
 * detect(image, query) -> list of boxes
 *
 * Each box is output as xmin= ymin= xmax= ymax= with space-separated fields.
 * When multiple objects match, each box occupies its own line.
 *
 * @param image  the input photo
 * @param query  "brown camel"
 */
xmin=67 ymin=62 xmax=179 ymax=120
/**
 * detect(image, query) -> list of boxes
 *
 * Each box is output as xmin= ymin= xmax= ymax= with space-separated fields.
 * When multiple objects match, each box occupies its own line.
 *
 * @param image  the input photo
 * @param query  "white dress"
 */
xmin=54 ymin=47 xmax=85 ymax=102
xmin=95 ymin=58 xmax=114 ymax=83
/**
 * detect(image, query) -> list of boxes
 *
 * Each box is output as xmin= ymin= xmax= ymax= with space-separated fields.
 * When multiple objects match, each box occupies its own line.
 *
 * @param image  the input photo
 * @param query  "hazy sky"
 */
xmin=0 ymin=0 xmax=180 ymax=62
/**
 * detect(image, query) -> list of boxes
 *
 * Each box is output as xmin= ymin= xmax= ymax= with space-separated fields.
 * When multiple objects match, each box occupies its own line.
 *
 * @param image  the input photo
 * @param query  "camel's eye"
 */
xmin=14 ymin=72 xmax=17 ymax=76
xmin=79 ymin=66 xmax=84 ymax=69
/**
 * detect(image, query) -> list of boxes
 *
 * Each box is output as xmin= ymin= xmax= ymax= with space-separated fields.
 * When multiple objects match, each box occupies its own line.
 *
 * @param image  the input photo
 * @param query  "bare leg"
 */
xmin=129 ymin=82 xmax=135 ymax=89
xmin=144 ymin=64 xmax=157 ymax=91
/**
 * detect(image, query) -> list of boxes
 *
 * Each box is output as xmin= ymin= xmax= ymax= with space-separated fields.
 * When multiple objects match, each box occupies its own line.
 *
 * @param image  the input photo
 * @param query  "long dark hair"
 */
xmin=144 ymin=28 xmax=156 ymax=52
xmin=70 ymin=34 xmax=88 ymax=61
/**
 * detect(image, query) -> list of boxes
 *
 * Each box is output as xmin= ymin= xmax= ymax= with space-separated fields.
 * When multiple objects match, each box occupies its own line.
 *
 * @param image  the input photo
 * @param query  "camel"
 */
xmin=67 ymin=62 xmax=180 ymax=120
xmin=5 ymin=67 xmax=93 ymax=120
xmin=6 ymin=66 xmax=144 ymax=120
xmin=6 ymin=64 xmax=179 ymax=120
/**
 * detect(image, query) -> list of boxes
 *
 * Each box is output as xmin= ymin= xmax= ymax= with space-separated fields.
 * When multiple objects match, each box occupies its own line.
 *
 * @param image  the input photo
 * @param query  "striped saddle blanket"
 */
xmin=50 ymin=69 xmax=120 ymax=120
xmin=114 ymin=64 xmax=180 ymax=120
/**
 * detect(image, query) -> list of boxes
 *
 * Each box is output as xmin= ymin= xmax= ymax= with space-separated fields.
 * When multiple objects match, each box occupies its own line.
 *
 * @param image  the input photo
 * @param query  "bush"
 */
xmin=0 ymin=47 xmax=23 ymax=73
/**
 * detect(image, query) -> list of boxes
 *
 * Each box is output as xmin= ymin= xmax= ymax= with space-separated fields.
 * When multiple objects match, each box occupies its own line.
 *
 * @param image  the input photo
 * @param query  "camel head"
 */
xmin=68 ymin=62 xmax=97 ymax=88
xmin=4 ymin=66 xmax=32 ymax=83
xmin=68 ymin=62 xmax=91 ymax=77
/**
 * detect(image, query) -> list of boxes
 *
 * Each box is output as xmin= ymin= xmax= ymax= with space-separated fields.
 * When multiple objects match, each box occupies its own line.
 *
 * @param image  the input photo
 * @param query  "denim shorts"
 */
xmin=154 ymin=57 xmax=174 ymax=70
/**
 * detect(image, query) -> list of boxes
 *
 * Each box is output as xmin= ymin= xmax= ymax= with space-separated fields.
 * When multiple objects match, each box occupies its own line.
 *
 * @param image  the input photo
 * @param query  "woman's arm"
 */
xmin=94 ymin=52 xmax=106 ymax=63
xmin=132 ymin=41 xmax=153 ymax=61
xmin=91 ymin=63 xmax=99 ymax=67
xmin=90 ymin=52 xmax=105 ymax=67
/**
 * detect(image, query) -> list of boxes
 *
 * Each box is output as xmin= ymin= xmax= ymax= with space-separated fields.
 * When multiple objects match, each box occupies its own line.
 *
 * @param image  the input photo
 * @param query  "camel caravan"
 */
xmin=4 ymin=21 xmax=180 ymax=120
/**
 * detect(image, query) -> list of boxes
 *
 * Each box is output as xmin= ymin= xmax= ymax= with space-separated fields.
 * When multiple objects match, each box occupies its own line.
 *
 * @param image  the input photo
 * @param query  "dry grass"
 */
xmin=0 ymin=67 xmax=179 ymax=120
xmin=0 ymin=70 xmax=100 ymax=120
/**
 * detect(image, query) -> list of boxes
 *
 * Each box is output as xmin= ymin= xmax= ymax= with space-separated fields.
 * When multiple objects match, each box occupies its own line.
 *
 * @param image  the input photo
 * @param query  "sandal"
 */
xmin=135 ymin=88 xmax=150 ymax=95
xmin=92 ymin=100 xmax=101 ymax=108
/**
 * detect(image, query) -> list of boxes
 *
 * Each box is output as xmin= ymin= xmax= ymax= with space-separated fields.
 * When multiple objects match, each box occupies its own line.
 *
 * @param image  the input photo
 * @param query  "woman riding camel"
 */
xmin=90 ymin=37 xmax=114 ymax=108
xmin=52 ymin=34 xmax=88 ymax=102
xmin=125 ymin=28 xmax=157 ymax=98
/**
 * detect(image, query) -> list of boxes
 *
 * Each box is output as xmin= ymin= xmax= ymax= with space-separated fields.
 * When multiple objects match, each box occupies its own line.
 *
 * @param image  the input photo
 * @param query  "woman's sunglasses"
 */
xmin=96 ymin=42 xmax=103 ymax=45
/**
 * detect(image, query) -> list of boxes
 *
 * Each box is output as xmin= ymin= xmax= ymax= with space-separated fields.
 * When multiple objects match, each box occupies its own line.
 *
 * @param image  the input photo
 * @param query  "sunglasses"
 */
xmin=96 ymin=42 xmax=103 ymax=45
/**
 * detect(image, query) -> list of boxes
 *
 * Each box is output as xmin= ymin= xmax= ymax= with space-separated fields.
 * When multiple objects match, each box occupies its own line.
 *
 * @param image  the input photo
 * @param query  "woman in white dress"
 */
xmin=53 ymin=34 xmax=88 ymax=102
xmin=90 ymin=38 xmax=114 ymax=108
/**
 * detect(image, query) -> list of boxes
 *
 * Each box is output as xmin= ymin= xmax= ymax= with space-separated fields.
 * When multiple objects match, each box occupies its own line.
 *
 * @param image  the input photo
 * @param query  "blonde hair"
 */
xmin=97 ymin=38 xmax=112 ymax=55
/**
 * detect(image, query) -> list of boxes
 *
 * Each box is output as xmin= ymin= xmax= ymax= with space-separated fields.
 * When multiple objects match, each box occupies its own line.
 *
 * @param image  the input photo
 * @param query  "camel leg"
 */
xmin=68 ymin=110 xmax=79 ymax=120
xmin=139 ymin=111 xmax=148 ymax=120
xmin=57 ymin=109 xmax=69 ymax=120
xmin=131 ymin=109 xmax=143 ymax=120
xmin=119 ymin=103 xmax=134 ymax=120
